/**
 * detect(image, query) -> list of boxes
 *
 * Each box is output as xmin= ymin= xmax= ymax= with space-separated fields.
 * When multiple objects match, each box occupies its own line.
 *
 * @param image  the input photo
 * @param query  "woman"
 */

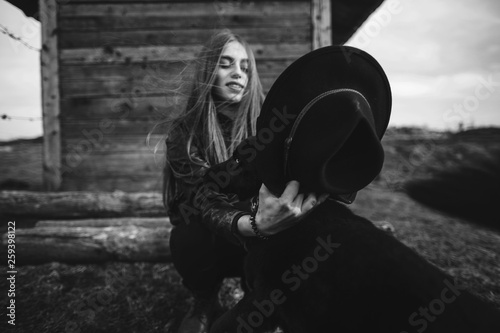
xmin=161 ymin=30 xmax=319 ymax=333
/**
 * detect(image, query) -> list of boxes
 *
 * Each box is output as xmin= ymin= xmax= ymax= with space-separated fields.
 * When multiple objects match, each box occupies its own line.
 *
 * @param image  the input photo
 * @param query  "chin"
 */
xmin=230 ymin=95 xmax=243 ymax=103
xmin=224 ymin=92 xmax=243 ymax=103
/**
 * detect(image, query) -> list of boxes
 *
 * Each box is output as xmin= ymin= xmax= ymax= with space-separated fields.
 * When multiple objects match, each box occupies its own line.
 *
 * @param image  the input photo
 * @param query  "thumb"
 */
xmin=259 ymin=183 xmax=278 ymax=199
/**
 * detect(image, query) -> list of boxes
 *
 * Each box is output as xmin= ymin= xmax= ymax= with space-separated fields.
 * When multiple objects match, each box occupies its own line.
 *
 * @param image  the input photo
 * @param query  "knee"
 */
xmin=170 ymin=222 xmax=214 ymax=255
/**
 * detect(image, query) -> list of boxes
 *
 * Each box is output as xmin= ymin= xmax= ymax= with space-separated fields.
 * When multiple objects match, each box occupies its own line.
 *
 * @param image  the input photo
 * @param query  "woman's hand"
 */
xmin=237 ymin=181 xmax=328 ymax=237
xmin=256 ymin=181 xmax=304 ymax=236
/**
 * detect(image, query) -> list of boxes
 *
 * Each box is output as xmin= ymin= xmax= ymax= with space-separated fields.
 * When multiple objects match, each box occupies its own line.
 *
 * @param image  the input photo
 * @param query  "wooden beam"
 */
xmin=1 ymin=225 xmax=171 ymax=265
xmin=61 ymin=176 xmax=163 ymax=192
xmin=311 ymin=0 xmax=332 ymax=49
xmin=59 ymin=44 xmax=309 ymax=65
xmin=58 ymin=27 xmax=310 ymax=49
xmin=40 ymin=0 xmax=61 ymax=190
xmin=0 ymin=191 xmax=165 ymax=218
xmin=58 ymin=2 xmax=309 ymax=17
xmin=58 ymin=13 xmax=310 ymax=32
xmin=36 ymin=217 xmax=169 ymax=228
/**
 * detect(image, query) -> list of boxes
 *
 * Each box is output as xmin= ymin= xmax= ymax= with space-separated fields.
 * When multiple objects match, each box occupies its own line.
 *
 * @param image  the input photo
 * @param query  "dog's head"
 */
xmin=204 ymin=137 xmax=262 ymax=201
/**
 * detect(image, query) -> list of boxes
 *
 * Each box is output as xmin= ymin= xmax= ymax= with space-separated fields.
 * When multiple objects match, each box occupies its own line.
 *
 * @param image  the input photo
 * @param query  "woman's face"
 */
xmin=213 ymin=41 xmax=249 ymax=103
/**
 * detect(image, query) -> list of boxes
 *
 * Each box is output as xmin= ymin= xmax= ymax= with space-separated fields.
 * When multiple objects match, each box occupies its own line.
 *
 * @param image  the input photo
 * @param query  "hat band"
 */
xmin=283 ymin=88 xmax=371 ymax=177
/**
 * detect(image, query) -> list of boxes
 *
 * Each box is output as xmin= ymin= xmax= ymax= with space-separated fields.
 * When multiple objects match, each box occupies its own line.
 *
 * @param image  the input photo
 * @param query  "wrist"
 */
xmin=249 ymin=196 xmax=270 ymax=240
xmin=250 ymin=212 xmax=270 ymax=240
xmin=237 ymin=215 xmax=255 ymax=237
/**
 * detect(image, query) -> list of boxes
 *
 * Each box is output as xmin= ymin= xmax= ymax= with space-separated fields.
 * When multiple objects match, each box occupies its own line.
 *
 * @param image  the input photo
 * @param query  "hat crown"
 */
xmin=253 ymin=46 xmax=392 ymax=201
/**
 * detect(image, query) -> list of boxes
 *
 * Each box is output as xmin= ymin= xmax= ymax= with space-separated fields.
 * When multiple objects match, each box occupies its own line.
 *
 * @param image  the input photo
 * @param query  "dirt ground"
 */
xmin=1 ymin=127 xmax=499 ymax=332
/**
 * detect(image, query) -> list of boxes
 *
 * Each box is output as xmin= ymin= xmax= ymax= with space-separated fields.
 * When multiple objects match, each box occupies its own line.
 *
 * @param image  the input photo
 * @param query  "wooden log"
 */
xmin=57 ymin=150 xmax=163 ymax=178
xmin=0 ymin=191 xmax=165 ymax=219
xmin=58 ymin=2 xmax=309 ymax=18
xmin=35 ymin=217 xmax=169 ymax=228
xmin=59 ymin=60 xmax=291 ymax=83
xmin=59 ymin=96 xmax=173 ymax=120
xmin=57 ymin=174 xmax=163 ymax=192
xmin=62 ymin=0 xmax=308 ymax=2
xmin=60 ymin=135 xmax=165 ymax=154
xmin=59 ymin=44 xmax=310 ymax=65
xmin=57 ymin=76 xmax=276 ymax=99
xmin=1 ymin=225 xmax=171 ymax=265
xmin=61 ymin=176 xmax=163 ymax=192
xmin=58 ymin=27 xmax=310 ymax=49
xmin=60 ymin=119 xmax=158 ymax=135
xmin=59 ymin=76 xmax=179 ymax=99
xmin=59 ymin=61 xmax=188 ymax=81
xmin=58 ymin=13 xmax=310 ymax=31
xmin=60 ymin=45 xmax=202 ymax=65
xmin=60 ymin=135 xmax=165 ymax=153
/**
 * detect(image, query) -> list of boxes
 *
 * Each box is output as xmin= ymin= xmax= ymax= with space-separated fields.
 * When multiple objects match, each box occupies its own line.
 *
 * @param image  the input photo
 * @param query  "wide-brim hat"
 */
xmin=250 ymin=45 xmax=392 ymax=203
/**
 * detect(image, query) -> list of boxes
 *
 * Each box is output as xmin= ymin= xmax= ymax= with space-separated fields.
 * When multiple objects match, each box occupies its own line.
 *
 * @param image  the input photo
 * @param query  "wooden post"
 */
xmin=40 ymin=0 xmax=61 ymax=190
xmin=311 ymin=0 xmax=332 ymax=49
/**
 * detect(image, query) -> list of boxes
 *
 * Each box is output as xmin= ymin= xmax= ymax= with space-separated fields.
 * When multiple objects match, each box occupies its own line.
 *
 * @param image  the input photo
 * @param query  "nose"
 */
xmin=231 ymin=65 xmax=243 ymax=78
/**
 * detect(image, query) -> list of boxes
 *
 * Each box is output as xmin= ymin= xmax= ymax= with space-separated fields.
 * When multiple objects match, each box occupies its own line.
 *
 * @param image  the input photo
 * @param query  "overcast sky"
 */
xmin=347 ymin=0 xmax=500 ymax=130
xmin=0 ymin=0 xmax=499 ymax=141
xmin=0 ymin=0 xmax=41 ymax=141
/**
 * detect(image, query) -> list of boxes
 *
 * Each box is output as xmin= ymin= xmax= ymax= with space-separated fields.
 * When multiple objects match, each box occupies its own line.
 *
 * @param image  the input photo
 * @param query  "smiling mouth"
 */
xmin=226 ymin=83 xmax=244 ymax=92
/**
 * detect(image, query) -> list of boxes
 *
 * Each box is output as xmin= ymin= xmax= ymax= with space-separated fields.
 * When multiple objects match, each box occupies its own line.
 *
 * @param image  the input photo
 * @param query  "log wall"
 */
xmin=46 ymin=0 xmax=322 ymax=191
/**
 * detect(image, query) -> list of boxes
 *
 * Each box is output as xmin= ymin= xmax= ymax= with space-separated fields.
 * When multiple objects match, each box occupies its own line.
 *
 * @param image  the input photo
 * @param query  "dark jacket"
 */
xmin=165 ymin=135 xmax=251 ymax=246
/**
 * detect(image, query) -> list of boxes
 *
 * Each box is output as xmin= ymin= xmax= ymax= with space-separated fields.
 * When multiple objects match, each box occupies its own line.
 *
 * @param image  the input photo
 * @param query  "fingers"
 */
xmin=259 ymin=183 xmax=272 ymax=198
xmin=301 ymin=192 xmax=330 ymax=214
xmin=255 ymin=182 xmax=329 ymax=235
xmin=280 ymin=180 xmax=300 ymax=203
xmin=291 ymin=193 xmax=304 ymax=212
xmin=301 ymin=193 xmax=318 ymax=213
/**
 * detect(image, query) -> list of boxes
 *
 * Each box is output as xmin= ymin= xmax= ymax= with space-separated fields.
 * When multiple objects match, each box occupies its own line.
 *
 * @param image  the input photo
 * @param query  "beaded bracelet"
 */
xmin=249 ymin=196 xmax=269 ymax=241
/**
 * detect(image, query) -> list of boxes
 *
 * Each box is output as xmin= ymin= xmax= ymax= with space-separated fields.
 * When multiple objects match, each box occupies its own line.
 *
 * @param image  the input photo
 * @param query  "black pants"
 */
xmin=170 ymin=220 xmax=247 ymax=298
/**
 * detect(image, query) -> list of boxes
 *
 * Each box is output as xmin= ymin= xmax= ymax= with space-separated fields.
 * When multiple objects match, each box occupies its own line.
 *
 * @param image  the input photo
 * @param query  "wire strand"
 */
xmin=1 ymin=114 xmax=42 ymax=121
xmin=0 ymin=23 xmax=40 ymax=52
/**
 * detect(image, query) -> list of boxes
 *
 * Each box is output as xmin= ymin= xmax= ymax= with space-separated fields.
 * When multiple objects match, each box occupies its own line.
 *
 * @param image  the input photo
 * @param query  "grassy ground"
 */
xmin=403 ymin=128 xmax=500 ymax=227
xmin=1 ymin=127 xmax=499 ymax=332
xmin=351 ymin=186 xmax=500 ymax=307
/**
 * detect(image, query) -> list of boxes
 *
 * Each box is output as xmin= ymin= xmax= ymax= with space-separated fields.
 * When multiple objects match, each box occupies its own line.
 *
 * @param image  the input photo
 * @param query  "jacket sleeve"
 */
xmin=167 ymin=141 xmax=250 ymax=246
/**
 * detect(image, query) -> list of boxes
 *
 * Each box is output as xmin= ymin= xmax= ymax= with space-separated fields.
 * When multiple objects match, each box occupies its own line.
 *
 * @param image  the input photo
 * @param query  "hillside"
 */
xmin=0 ymin=137 xmax=43 ymax=190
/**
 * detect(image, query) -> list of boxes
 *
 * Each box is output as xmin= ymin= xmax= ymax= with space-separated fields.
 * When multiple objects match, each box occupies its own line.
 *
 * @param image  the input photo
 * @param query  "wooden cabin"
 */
xmin=22 ymin=0 xmax=384 ymax=192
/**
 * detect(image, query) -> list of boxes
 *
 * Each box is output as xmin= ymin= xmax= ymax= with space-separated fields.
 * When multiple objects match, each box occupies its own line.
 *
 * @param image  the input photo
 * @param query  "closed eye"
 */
xmin=219 ymin=56 xmax=249 ymax=73
xmin=219 ymin=56 xmax=233 ymax=68
xmin=219 ymin=59 xmax=232 ymax=69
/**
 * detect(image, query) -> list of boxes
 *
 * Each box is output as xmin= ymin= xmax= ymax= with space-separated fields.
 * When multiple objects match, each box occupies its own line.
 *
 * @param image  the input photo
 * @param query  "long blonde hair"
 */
xmin=156 ymin=30 xmax=264 ymax=209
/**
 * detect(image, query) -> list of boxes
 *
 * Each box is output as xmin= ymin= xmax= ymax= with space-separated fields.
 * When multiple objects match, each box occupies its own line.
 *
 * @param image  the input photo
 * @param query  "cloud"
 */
xmin=390 ymin=71 xmax=497 ymax=99
xmin=347 ymin=0 xmax=500 ymax=128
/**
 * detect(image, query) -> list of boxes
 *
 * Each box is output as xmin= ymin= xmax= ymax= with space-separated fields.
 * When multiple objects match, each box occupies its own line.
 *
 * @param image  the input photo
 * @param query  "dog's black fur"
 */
xmin=205 ymin=145 xmax=500 ymax=333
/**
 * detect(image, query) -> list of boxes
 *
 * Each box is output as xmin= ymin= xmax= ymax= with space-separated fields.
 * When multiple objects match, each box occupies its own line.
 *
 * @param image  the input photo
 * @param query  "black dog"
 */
xmin=205 ymin=147 xmax=500 ymax=333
